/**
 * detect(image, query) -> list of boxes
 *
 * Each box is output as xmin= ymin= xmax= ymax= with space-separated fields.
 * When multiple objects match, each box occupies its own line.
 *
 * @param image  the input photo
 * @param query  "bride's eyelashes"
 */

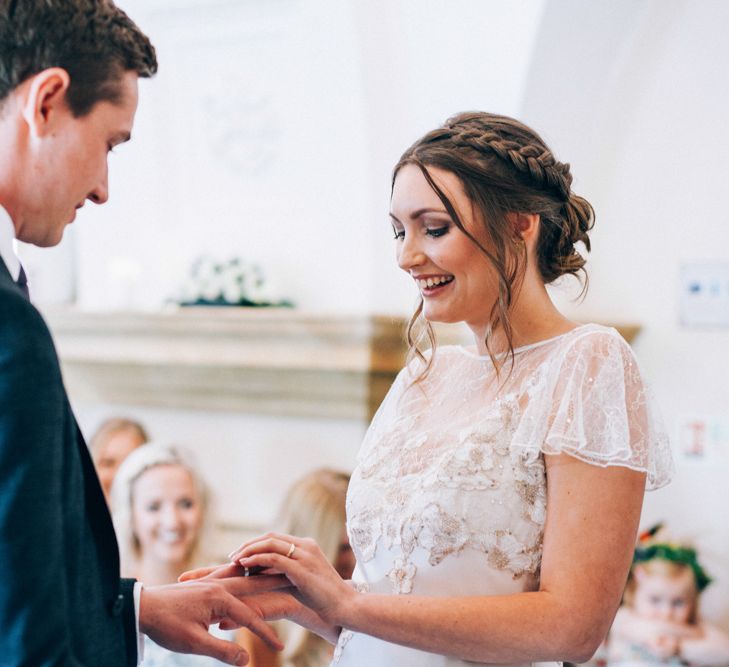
xmin=391 ymin=224 xmax=451 ymax=240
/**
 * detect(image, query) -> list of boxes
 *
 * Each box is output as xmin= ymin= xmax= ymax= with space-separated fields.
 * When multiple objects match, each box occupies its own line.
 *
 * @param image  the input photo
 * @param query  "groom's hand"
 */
xmin=139 ymin=578 xmax=288 ymax=665
xmin=179 ymin=562 xmax=250 ymax=582
xmin=178 ymin=564 xmax=343 ymax=646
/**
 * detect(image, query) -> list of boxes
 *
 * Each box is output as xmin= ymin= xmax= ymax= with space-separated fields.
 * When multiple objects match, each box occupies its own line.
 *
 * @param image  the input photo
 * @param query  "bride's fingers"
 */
xmin=231 ymin=535 xmax=304 ymax=564
xmin=238 ymin=552 xmax=299 ymax=580
xmin=228 ymin=533 xmax=303 ymax=562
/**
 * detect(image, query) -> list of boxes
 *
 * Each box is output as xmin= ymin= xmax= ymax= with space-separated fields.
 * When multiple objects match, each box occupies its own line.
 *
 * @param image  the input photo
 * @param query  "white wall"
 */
xmin=523 ymin=0 xmax=729 ymax=626
xmin=28 ymin=0 xmax=545 ymax=315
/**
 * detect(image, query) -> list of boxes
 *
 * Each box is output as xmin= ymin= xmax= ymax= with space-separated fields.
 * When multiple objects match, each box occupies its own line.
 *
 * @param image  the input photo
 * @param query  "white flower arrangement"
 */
xmin=178 ymin=256 xmax=291 ymax=307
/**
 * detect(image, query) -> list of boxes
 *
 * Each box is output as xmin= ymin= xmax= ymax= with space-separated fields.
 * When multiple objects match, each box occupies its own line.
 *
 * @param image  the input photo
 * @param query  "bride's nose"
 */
xmin=397 ymin=235 xmax=426 ymax=271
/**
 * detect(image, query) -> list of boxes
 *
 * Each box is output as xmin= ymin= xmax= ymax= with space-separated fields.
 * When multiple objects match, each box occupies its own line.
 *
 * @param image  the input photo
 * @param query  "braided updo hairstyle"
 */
xmin=393 ymin=111 xmax=595 ymax=376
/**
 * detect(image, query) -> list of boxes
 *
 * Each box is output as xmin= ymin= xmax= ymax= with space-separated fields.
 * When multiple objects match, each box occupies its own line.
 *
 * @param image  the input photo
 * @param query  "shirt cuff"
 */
xmin=134 ymin=581 xmax=145 ymax=665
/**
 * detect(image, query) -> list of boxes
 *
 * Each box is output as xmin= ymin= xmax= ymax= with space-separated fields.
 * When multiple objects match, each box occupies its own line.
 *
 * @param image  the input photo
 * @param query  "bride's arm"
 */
xmin=234 ymin=455 xmax=646 ymax=664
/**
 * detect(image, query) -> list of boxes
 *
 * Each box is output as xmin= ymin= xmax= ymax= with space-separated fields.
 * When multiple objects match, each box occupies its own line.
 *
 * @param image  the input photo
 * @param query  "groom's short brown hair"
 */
xmin=0 ymin=0 xmax=157 ymax=116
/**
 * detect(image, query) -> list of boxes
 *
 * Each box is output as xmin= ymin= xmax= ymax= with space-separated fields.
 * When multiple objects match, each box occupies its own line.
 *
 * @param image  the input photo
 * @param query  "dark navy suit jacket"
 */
xmin=0 ymin=258 xmax=137 ymax=666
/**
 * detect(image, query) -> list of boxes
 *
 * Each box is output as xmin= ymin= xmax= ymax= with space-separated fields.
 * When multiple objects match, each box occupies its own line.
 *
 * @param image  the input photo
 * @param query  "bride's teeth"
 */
xmin=416 ymin=276 xmax=453 ymax=289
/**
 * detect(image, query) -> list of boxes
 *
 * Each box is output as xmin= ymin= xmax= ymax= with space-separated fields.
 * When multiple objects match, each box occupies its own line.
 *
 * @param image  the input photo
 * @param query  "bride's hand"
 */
xmin=229 ymin=532 xmax=357 ymax=625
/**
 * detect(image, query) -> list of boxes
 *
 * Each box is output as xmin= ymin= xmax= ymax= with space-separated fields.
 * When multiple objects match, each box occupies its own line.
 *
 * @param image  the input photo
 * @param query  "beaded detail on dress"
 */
xmin=347 ymin=325 xmax=672 ymax=595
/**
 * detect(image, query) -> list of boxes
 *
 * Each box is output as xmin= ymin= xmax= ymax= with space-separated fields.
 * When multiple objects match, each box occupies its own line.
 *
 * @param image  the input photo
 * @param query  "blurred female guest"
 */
xmin=226 ymin=112 xmax=674 ymax=666
xmin=112 ymin=442 xmax=229 ymax=665
xmin=241 ymin=468 xmax=353 ymax=667
xmin=90 ymin=416 xmax=148 ymax=503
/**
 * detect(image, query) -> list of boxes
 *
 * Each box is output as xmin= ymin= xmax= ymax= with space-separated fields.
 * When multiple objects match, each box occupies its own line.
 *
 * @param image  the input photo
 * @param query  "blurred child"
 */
xmin=90 ymin=416 xmax=148 ymax=503
xmin=241 ymin=468 xmax=353 ymax=667
xmin=608 ymin=524 xmax=729 ymax=666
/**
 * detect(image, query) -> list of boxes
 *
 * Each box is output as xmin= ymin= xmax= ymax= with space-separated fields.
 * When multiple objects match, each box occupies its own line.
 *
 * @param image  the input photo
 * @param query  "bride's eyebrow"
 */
xmin=389 ymin=208 xmax=450 ymax=223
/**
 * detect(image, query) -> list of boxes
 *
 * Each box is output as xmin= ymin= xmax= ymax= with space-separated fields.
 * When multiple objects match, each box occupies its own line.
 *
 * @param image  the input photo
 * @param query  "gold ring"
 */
xmin=286 ymin=543 xmax=296 ymax=558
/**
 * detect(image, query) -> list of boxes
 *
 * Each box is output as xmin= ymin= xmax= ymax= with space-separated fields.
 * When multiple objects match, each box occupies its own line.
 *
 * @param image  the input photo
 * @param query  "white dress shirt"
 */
xmin=0 ymin=202 xmax=145 ymax=662
xmin=0 ymin=204 xmax=20 ymax=281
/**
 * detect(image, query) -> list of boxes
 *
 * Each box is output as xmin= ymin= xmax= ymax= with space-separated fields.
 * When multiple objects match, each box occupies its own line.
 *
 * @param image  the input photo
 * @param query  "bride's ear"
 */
xmin=508 ymin=212 xmax=539 ymax=244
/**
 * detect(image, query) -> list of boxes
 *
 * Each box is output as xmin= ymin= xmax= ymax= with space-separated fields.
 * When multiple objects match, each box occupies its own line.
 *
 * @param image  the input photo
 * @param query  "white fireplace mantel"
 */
xmin=44 ymin=307 xmax=411 ymax=421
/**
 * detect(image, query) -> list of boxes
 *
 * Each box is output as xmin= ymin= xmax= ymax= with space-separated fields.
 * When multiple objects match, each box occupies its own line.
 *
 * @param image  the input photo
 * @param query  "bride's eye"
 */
xmin=392 ymin=226 xmax=405 ymax=240
xmin=426 ymin=226 xmax=449 ymax=238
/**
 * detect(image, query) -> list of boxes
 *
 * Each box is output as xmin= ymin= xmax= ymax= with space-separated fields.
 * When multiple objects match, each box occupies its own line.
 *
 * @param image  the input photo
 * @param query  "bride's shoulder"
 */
xmin=552 ymin=323 xmax=631 ymax=359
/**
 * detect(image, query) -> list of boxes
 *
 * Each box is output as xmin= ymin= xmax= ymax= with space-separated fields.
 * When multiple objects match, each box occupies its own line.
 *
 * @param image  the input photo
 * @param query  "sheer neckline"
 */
xmin=452 ymin=323 xmax=597 ymax=360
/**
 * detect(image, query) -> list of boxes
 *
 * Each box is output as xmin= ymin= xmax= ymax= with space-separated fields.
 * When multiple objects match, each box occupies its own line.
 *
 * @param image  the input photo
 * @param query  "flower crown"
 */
xmin=633 ymin=523 xmax=713 ymax=592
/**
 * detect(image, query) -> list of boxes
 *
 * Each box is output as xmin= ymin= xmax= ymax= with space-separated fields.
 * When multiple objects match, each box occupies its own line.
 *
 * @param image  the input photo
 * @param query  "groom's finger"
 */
xmin=219 ymin=573 xmax=292 ymax=597
xmin=187 ymin=628 xmax=250 ymax=666
xmin=221 ymin=595 xmax=283 ymax=651
xmin=178 ymin=565 xmax=219 ymax=582
xmin=183 ymin=562 xmax=241 ymax=581
xmin=203 ymin=563 xmax=247 ymax=579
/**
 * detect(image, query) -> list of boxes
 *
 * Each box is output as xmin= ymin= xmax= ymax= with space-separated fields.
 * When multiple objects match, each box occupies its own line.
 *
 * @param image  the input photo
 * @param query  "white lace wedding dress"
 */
xmin=332 ymin=324 xmax=673 ymax=666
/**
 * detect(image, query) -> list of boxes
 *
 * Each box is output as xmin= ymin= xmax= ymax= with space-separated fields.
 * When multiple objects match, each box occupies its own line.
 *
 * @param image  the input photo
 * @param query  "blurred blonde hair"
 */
xmin=89 ymin=416 xmax=148 ymax=459
xmin=110 ymin=442 xmax=211 ymax=577
xmin=275 ymin=468 xmax=351 ymax=667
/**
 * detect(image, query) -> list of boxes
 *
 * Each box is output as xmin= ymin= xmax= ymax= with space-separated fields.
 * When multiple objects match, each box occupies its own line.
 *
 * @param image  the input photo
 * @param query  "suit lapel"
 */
xmin=0 ymin=255 xmax=26 ymax=300
xmin=0 ymin=255 xmax=13 ymax=286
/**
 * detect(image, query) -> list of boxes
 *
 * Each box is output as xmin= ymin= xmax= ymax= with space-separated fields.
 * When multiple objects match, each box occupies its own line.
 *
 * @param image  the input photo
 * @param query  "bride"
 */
xmin=187 ymin=111 xmax=673 ymax=666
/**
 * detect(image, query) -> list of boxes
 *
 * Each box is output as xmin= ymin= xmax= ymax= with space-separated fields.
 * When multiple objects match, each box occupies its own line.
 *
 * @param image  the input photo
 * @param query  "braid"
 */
xmin=440 ymin=125 xmax=573 ymax=201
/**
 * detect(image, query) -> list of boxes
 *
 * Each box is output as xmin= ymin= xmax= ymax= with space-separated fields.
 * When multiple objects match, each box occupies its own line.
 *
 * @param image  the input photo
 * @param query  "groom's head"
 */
xmin=0 ymin=0 xmax=157 ymax=246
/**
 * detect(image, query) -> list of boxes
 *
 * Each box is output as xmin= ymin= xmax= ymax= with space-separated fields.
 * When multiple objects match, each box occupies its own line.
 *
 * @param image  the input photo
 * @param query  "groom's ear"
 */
xmin=21 ymin=68 xmax=73 ymax=138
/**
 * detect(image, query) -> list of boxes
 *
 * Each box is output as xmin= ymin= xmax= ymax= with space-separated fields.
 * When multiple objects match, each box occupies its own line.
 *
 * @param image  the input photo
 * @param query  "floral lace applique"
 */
xmin=387 ymin=556 xmax=417 ymax=594
xmin=348 ymin=508 xmax=381 ymax=562
xmin=348 ymin=397 xmax=547 ymax=594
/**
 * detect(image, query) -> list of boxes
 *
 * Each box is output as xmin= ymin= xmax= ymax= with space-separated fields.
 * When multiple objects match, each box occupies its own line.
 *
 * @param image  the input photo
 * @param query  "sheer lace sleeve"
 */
xmin=513 ymin=328 xmax=673 ymax=489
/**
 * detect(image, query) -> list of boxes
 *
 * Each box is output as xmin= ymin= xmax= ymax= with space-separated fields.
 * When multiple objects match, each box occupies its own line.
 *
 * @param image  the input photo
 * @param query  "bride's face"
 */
xmin=131 ymin=464 xmax=203 ymax=567
xmin=390 ymin=164 xmax=499 ymax=331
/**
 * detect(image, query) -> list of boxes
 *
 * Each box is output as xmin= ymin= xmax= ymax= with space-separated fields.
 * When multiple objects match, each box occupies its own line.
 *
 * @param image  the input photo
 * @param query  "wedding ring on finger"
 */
xmin=286 ymin=542 xmax=296 ymax=558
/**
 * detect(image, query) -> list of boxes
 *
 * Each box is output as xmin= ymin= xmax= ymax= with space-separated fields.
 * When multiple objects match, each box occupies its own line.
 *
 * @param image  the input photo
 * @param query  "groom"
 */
xmin=0 ymin=2 xmax=284 ymax=665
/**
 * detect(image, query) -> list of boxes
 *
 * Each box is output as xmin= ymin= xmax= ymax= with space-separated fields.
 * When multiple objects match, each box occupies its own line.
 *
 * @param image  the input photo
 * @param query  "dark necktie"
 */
xmin=16 ymin=264 xmax=30 ymax=301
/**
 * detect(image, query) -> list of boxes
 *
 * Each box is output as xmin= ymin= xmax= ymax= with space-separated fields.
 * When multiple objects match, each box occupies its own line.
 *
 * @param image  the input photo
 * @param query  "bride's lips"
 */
xmin=413 ymin=274 xmax=455 ymax=296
